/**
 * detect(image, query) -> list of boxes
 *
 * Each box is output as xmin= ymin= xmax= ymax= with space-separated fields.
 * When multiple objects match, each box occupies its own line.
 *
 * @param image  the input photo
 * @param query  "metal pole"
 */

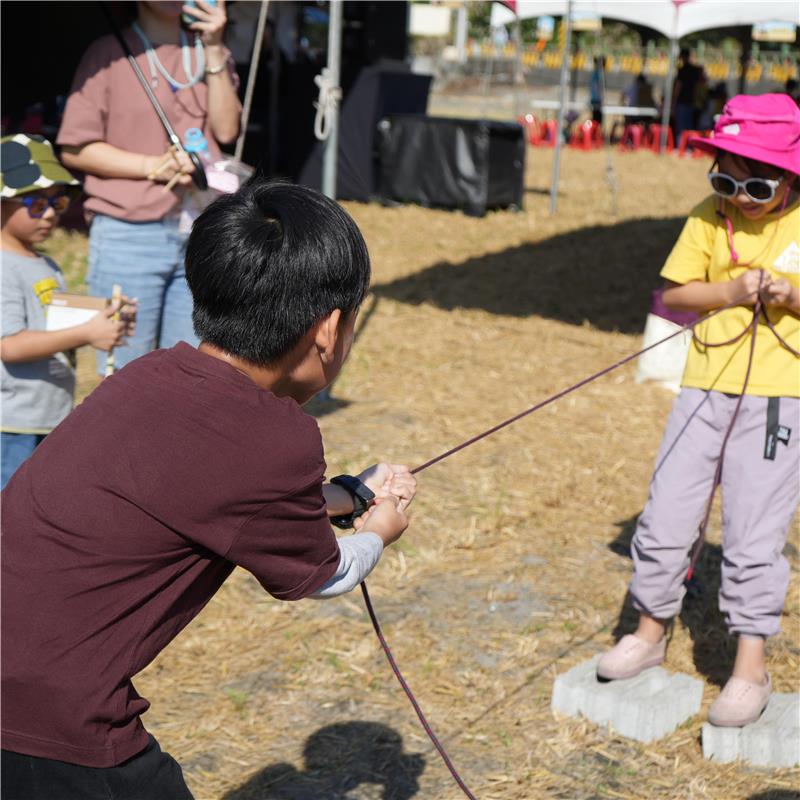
xmin=550 ymin=0 xmax=573 ymax=215
xmin=235 ymin=0 xmax=270 ymax=164
xmin=322 ymin=0 xmax=343 ymax=199
xmin=659 ymin=4 xmax=679 ymax=153
xmin=455 ymin=2 xmax=468 ymax=64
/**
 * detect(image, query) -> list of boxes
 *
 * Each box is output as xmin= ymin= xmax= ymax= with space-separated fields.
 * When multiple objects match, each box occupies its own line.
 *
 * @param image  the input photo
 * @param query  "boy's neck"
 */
xmin=198 ymin=343 xmax=283 ymax=392
xmin=1 ymin=232 xmax=37 ymax=258
xmin=136 ymin=8 xmax=182 ymax=45
xmin=198 ymin=342 xmax=315 ymax=404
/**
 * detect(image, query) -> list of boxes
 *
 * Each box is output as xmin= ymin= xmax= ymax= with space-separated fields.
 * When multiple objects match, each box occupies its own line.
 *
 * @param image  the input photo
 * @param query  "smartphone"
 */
xmin=181 ymin=0 xmax=217 ymax=29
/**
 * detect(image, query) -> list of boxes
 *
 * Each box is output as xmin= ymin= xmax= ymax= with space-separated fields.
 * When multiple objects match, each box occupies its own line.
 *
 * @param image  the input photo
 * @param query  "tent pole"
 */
xmin=550 ymin=0 xmax=573 ymax=215
xmin=322 ymin=0 xmax=343 ymax=199
xmin=659 ymin=4 xmax=679 ymax=153
xmin=234 ymin=0 xmax=270 ymax=164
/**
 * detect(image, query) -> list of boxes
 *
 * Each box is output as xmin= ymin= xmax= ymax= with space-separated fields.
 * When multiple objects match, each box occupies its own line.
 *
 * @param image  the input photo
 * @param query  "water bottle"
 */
xmin=179 ymin=128 xmax=214 ymax=234
xmin=183 ymin=128 xmax=213 ymax=168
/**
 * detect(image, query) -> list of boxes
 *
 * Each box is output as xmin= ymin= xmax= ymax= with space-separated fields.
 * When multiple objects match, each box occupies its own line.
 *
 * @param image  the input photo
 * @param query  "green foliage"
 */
xmin=468 ymin=1 xmax=492 ymax=40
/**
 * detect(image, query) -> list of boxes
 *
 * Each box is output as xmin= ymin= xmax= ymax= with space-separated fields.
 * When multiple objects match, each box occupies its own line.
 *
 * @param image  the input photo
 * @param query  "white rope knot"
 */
xmin=313 ymin=68 xmax=342 ymax=141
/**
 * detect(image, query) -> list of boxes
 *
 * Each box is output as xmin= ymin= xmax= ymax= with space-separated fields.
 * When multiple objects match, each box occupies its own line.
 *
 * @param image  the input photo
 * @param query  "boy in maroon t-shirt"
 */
xmin=1 ymin=180 xmax=416 ymax=799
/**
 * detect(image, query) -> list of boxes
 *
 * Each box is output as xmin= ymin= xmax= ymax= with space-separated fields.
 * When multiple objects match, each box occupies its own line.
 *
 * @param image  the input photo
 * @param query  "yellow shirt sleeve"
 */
xmin=660 ymin=197 xmax=718 ymax=285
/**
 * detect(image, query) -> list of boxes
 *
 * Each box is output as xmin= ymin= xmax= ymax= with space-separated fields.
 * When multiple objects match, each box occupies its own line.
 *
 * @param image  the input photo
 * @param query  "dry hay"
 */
xmin=44 ymin=146 xmax=799 ymax=800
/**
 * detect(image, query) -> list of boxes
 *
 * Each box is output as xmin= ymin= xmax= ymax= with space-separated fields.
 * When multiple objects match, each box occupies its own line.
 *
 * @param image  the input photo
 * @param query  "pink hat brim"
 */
xmin=688 ymin=134 xmax=800 ymax=175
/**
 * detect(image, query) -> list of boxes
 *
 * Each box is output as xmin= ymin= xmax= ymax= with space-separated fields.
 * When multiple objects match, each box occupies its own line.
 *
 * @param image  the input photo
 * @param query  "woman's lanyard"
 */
xmin=131 ymin=22 xmax=205 ymax=93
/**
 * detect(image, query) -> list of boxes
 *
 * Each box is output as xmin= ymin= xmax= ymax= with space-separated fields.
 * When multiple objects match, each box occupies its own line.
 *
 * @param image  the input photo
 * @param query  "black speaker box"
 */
xmin=297 ymin=67 xmax=431 ymax=201
xmin=377 ymin=115 xmax=525 ymax=217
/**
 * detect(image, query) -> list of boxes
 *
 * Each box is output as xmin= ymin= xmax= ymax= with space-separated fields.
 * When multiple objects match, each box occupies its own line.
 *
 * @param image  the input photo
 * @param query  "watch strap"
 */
xmin=329 ymin=474 xmax=375 ymax=529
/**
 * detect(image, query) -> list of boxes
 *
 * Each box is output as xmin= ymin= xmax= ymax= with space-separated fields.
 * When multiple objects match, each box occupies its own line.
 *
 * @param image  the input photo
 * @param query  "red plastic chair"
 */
xmin=618 ymin=123 xmax=644 ymax=152
xmin=678 ymin=129 xmax=712 ymax=157
xmin=570 ymin=119 xmax=603 ymax=151
xmin=539 ymin=118 xmax=558 ymax=148
xmin=518 ymin=113 xmax=542 ymax=146
xmin=646 ymin=124 xmax=674 ymax=153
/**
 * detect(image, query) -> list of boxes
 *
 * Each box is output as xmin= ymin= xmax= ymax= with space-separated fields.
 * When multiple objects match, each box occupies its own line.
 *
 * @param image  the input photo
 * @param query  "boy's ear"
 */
xmin=314 ymin=308 xmax=343 ymax=364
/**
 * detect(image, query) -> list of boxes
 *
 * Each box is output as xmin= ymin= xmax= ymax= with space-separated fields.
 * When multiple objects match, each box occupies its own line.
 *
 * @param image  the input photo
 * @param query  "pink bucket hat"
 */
xmin=688 ymin=93 xmax=800 ymax=175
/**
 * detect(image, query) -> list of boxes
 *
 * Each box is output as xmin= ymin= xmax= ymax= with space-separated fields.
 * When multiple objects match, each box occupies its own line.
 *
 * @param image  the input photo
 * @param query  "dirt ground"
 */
xmin=43 ymin=145 xmax=799 ymax=800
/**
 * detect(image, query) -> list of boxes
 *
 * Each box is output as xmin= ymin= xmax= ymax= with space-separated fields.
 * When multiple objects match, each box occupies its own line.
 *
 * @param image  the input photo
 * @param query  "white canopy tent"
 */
xmin=489 ymin=0 xmax=800 ymax=212
xmin=490 ymin=1 xmax=800 ymax=39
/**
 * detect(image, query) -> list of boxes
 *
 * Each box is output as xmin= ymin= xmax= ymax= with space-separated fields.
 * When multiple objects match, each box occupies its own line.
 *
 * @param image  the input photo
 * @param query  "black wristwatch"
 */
xmin=329 ymin=474 xmax=375 ymax=529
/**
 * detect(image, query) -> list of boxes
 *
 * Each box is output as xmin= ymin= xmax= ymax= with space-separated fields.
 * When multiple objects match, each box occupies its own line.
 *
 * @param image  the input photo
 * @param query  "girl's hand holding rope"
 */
xmin=761 ymin=277 xmax=797 ymax=309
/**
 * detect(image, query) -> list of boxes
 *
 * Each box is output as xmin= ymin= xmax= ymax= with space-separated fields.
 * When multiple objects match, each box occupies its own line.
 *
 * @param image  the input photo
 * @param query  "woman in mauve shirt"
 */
xmin=57 ymin=0 xmax=241 ymax=372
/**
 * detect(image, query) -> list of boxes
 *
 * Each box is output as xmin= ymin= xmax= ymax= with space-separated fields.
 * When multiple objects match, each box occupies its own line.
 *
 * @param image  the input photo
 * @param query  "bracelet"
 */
xmin=205 ymin=62 xmax=226 ymax=76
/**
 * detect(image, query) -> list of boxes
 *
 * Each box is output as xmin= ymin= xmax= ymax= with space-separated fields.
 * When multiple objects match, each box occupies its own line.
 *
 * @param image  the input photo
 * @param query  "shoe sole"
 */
xmin=596 ymin=654 xmax=664 ymax=681
xmin=707 ymin=702 xmax=769 ymax=728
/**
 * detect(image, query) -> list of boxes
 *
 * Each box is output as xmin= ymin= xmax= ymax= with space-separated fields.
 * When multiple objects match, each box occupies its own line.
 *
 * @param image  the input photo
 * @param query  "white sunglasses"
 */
xmin=707 ymin=171 xmax=783 ymax=204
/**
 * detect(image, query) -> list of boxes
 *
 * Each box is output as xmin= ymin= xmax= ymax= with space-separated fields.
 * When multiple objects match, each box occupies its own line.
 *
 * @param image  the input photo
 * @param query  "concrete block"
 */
xmin=702 ymin=693 xmax=800 ymax=768
xmin=551 ymin=655 xmax=703 ymax=743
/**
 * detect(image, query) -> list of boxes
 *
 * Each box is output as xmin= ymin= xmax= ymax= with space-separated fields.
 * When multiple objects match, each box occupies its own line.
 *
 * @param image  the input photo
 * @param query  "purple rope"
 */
xmin=360 ymin=582 xmax=477 ymax=800
xmin=362 ymin=285 xmax=784 ymax=798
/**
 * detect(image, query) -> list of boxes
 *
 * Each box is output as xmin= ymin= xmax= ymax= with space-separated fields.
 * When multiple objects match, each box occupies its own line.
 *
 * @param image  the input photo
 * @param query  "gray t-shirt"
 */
xmin=2 ymin=251 xmax=75 ymax=433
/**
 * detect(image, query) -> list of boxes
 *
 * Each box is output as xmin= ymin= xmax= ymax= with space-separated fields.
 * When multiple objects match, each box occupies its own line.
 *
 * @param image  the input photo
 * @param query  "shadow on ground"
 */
xmin=373 ymin=217 xmax=684 ymax=333
xmin=222 ymin=721 xmax=425 ymax=800
xmin=609 ymin=516 xmax=735 ymax=687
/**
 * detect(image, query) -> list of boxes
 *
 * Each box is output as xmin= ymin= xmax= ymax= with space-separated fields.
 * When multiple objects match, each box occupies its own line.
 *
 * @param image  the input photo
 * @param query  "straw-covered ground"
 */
xmin=45 ymin=146 xmax=799 ymax=800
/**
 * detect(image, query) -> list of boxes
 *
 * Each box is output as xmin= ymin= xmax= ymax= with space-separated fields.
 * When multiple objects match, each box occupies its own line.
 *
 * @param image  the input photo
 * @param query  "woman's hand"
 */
xmin=183 ymin=0 xmax=227 ymax=48
xmin=144 ymin=148 xmax=195 ymax=187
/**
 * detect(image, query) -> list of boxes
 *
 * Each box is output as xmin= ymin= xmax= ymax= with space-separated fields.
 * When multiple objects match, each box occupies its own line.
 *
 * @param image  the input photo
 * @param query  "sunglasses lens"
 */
xmin=744 ymin=179 xmax=773 ymax=202
xmin=709 ymin=174 xmax=736 ymax=197
xmin=52 ymin=196 xmax=71 ymax=213
xmin=28 ymin=198 xmax=49 ymax=216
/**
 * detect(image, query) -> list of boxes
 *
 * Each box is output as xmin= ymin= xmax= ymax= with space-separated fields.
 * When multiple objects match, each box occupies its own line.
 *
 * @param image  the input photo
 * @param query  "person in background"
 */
xmin=0 ymin=135 xmax=135 ymax=489
xmin=622 ymin=73 xmax=656 ymax=129
xmin=785 ymin=77 xmax=800 ymax=106
xmin=57 ymin=0 xmax=241 ymax=373
xmin=672 ymin=48 xmax=700 ymax=141
xmin=590 ymin=56 xmax=606 ymax=125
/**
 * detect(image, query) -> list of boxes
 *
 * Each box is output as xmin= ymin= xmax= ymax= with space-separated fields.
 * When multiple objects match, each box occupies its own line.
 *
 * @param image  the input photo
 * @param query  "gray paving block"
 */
xmin=702 ymin=693 xmax=800 ymax=768
xmin=551 ymin=655 xmax=703 ymax=743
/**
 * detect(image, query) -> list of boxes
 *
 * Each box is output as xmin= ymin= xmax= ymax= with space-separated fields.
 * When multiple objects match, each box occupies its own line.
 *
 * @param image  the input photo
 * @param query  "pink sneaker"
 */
xmin=596 ymin=634 xmax=666 ymax=680
xmin=708 ymin=674 xmax=771 ymax=727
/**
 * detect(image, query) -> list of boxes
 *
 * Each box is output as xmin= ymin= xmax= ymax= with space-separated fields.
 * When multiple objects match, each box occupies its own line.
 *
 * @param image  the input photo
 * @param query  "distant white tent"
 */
xmin=490 ymin=0 xmax=800 ymax=211
xmin=490 ymin=1 xmax=800 ymax=39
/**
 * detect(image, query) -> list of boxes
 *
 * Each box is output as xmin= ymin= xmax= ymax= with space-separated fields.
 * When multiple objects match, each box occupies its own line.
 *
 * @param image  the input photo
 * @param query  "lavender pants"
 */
xmin=630 ymin=388 xmax=799 ymax=637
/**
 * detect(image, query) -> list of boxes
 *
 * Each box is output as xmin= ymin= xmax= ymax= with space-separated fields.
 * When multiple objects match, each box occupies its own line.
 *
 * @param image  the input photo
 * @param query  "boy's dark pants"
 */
xmin=1 ymin=736 xmax=193 ymax=800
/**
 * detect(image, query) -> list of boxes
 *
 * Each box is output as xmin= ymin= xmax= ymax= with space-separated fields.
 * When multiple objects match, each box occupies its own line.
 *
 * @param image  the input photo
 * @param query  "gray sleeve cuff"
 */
xmin=310 ymin=532 xmax=384 ymax=598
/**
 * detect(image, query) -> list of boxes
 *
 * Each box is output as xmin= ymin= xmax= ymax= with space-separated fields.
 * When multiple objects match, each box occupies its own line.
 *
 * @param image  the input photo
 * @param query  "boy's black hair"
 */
xmin=185 ymin=179 xmax=371 ymax=365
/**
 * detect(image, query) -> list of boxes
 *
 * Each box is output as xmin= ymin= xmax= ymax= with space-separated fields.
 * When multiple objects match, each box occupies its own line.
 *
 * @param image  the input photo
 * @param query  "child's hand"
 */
xmin=119 ymin=296 xmax=138 ymax=338
xmin=83 ymin=300 xmax=129 ymax=351
xmin=760 ymin=277 xmax=794 ymax=308
xmin=357 ymin=463 xmax=417 ymax=511
xmin=726 ymin=269 xmax=770 ymax=306
xmin=353 ymin=497 xmax=409 ymax=547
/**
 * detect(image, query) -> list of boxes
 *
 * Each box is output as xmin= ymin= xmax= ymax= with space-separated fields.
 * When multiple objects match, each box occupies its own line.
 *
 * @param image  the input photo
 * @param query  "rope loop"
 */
xmin=313 ymin=68 xmax=342 ymax=141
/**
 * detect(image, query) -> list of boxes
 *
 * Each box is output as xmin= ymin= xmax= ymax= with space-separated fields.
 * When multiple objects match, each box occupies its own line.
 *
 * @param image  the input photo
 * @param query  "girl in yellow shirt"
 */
xmin=597 ymin=94 xmax=799 ymax=729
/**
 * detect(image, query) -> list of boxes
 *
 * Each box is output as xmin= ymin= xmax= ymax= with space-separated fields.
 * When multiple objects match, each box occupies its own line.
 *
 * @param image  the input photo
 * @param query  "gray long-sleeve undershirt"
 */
xmin=312 ymin=532 xmax=384 ymax=598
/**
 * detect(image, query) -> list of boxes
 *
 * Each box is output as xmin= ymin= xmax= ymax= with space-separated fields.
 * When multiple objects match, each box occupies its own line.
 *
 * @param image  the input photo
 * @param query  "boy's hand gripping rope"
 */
xmin=360 ymin=282 xmax=793 ymax=799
